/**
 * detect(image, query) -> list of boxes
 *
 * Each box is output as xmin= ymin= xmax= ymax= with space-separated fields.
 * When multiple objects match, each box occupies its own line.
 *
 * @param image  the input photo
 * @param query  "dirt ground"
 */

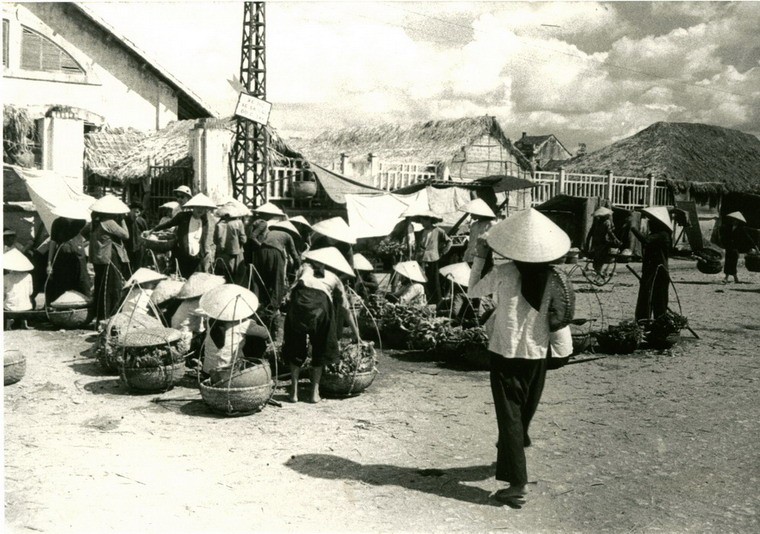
xmin=4 ymin=259 xmax=760 ymax=533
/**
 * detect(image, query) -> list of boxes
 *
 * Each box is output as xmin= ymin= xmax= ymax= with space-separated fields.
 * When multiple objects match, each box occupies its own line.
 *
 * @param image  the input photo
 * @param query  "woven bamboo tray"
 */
xmin=47 ymin=306 xmax=94 ymax=329
xmin=199 ymin=379 xmax=273 ymax=416
xmin=320 ymin=368 xmax=377 ymax=397
xmin=4 ymin=350 xmax=26 ymax=386
xmin=120 ymin=361 xmax=185 ymax=392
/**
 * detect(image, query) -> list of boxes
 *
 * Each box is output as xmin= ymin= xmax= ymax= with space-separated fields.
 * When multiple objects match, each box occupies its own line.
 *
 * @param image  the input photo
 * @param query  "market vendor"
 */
xmin=584 ymin=207 xmax=622 ymax=276
xmin=199 ymin=284 xmax=268 ymax=376
xmin=469 ymin=208 xmax=575 ymax=504
xmin=213 ymin=204 xmax=248 ymax=284
xmin=86 ymin=195 xmax=132 ymax=322
xmin=631 ymin=207 xmax=672 ymax=321
xmin=46 ymin=203 xmax=91 ymax=305
xmin=412 ymin=211 xmax=451 ymax=306
xmin=120 ymin=268 xmax=166 ymax=316
xmin=148 ymin=193 xmax=217 ymax=278
xmin=282 ymin=247 xmax=361 ymax=404
xmin=125 ymin=201 xmax=149 ymax=269
xmin=172 ymin=272 xmax=226 ymax=365
xmin=720 ymin=211 xmax=749 ymax=284
xmin=4 ymin=248 xmax=35 ymax=322
xmin=387 ymin=260 xmax=427 ymax=306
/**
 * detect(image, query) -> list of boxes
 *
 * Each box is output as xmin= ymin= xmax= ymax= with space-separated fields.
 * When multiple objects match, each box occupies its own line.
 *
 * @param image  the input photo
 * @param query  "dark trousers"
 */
xmin=724 ymin=248 xmax=739 ymax=276
xmin=422 ymin=260 xmax=442 ymax=305
xmin=175 ymin=252 xmax=201 ymax=279
xmin=93 ymin=260 xmax=128 ymax=321
xmin=490 ymin=353 xmax=548 ymax=486
xmin=635 ymin=265 xmax=669 ymax=320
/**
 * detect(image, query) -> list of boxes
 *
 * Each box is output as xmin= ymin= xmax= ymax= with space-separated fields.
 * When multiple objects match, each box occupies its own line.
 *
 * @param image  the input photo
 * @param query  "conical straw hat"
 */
xmin=150 ymin=278 xmax=185 ymax=305
xmin=353 ymin=253 xmax=374 ymax=272
xmin=216 ymin=198 xmax=251 ymax=218
xmin=439 ymin=262 xmax=471 ymax=287
xmin=123 ymin=267 xmax=166 ymax=288
xmin=253 ymin=201 xmax=284 ymax=216
xmin=486 ymin=208 xmax=570 ymax=262
xmin=176 ymin=272 xmax=225 ymax=300
xmin=593 ymin=207 xmax=612 ymax=218
xmin=289 ymin=215 xmax=312 ymax=230
xmin=160 ymin=201 xmax=179 ymax=210
xmin=52 ymin=201 xmax=91 ymax=220
xmin=268 ymin=220 xmax=301 ymax=238
xmin=3 ymin=248 xmax=34 ymax=272
xmin=90 ymin=195 xmax=129 ymax=215
xmin=461 ymin=199 xmax=495 ymax=218
xmin=726 ymin=211 xmax=746 ymax=224
xmin=184 ymin=193 xmax=217 ymax=209
xmin=312 ymin=217 xmax=356 ymax=244
xmin=199 ymin=284 xmax=259 ymax=321
xmin=303 ymin=247 xmax=355 ymax=277
xmin=642 ymin=207 xmax=673 ymax=231
xmin=393 ymin=260 xmax=427 ymax=283
xmin=404 ymin=208 xmax=442 ymax=221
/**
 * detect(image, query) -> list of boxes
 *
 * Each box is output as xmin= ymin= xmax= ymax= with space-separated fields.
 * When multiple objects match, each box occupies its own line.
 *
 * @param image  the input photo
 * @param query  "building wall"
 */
xmin=2 ymin=3 xmax=178 ymax=131
xmin=449 ymin=134 xmax=526 ymax=181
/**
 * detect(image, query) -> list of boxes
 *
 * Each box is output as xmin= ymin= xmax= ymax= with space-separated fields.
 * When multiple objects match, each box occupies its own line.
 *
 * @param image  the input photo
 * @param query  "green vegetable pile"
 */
xmin=324 ymin=342 xmax=377 ymax=377
xmin=595 ymin=320 xmax=642 ymax=354
xmin=407 ymin=317 xmax=454 ymax=351
xmin=646 ymin=311 xmax=688 ymax=348
xmin=117 ymin=338 xmax=188 ymax=369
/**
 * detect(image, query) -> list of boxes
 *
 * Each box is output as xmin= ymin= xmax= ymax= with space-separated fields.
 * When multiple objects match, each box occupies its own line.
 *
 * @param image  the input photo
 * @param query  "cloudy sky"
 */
xmin=84 ymin=1 xmax=760 ymax=152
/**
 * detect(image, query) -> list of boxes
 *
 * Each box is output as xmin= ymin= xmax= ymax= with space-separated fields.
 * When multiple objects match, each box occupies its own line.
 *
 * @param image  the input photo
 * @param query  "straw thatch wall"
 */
xmin=84 ymin=128 xmax=146 ymax=176
xmin=107 ymin=118 xmax=303 ymax=183
xmin=292 ymin=115 xmax=532 ymax=171
xmin=553 ymin=122 xmax=760 ymax=195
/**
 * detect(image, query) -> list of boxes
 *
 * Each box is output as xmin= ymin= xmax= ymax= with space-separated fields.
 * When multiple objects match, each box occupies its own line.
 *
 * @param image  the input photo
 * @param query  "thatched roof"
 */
xmin=552 ymin=122 xmax=760 ymax=194
xmin=291 ymin=116 xmax=532 ymax=170
xmin=84 ymin=128 xmax=146 ymax=176
xmin=108 ymin=118 xmax=304 ymax=183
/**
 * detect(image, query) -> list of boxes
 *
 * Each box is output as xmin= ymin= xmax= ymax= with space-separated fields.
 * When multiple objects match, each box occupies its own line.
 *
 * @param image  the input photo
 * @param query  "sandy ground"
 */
xmin=4 ymin=259 xmax=760 ymax=534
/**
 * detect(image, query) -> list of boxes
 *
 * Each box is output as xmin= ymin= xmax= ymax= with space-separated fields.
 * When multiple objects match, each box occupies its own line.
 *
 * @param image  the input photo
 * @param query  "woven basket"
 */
xmin=199 ymin=378 xmax=273 ymax=416
xmin=696 ymin=259 xmax=722 ymax=274
xmin=4 ymin=351 xmax=27 ymax=386
xmin=120 ymin=361 xmax=185 ymax=392
xmin=320 ymin=369 xmax=377 ymax=397
xmin=745 ymin=253 xmax=760 ymax=273
xmin=596 ymin=335 xmax=639 ymax=355
xmin=571 ymin=333 xmax=594 ymax=355
xmin=47 ymin=306 xmax=94 ymax=329
xmin=140 ymin=234 xmax=177 ymax=253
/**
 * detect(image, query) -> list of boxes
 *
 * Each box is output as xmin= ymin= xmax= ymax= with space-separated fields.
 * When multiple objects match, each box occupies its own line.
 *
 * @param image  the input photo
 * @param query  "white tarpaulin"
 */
xmin=7 ymin=165 xmax=96 ymax=233
xmin=345 ymin=186 xmax=474 ymax=239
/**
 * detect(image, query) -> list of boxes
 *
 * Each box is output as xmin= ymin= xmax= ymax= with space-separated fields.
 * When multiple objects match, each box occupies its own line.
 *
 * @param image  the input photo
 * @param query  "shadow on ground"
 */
xmin=285 ymin=454 xmax=505 ymax=507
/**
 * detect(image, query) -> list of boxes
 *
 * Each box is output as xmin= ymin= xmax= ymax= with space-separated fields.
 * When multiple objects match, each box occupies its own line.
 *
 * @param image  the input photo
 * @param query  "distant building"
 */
xmin=514 ymin=132 xmax=573 ymax=170
xmin=2 ymin=2 xmax=216 ymax=180
xmin=292 ymin=116 xmax=533 ymax=191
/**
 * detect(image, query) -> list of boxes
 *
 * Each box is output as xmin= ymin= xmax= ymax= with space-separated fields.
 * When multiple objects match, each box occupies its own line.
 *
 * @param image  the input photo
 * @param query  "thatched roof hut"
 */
xmin=105 ymin=118 xmax=303 ymax=183
xmin=84 ymin=128 xmax=146 ymax=177
xmin=291 ymin=115 xmax=532 ymax=182
xmin=551 ymin=122 xmax=760 ymax=195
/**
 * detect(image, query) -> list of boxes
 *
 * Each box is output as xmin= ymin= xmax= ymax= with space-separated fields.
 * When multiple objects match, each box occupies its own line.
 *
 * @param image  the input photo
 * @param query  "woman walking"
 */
xmin=631 ymin=207 xmax=673 ymax=320
xmin=720 ymin=211 xmax=748 ymax=284
xmin=87 ymin=196 xmax=131 ymax=322
xmin=469 ymin=208 xmax=574 ymax=504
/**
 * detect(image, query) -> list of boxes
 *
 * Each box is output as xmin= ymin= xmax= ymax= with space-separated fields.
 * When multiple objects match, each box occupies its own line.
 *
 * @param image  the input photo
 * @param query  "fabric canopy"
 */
xmin=345 ymin=186 xmax=472 ymax=239
xmin=6 ymin=165 xmax=96 ymax=233
xmin=310 ymin=163 xmax=382 ymax=204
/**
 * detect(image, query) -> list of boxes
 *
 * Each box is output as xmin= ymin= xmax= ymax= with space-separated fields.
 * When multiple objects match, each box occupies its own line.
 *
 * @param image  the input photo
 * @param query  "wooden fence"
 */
xmin=372 ymin=162 xmax=437 ymax=191
xmin=532 ymin=170 xmax=672 ymax=208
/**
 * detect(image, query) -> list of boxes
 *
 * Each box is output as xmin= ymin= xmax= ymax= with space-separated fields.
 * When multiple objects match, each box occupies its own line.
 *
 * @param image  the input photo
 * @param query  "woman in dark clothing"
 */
xmin=720 ymin=211 xmax=748 ymax=284
xmin=585 ymin=207 xmax=622 ymax=275
xmin=248 ymin=223 xmax=300 ymax=316
xmin=46 ymin=208 xmax=91 ymax=304
xmin=149 ymin=194 xmax=216 ymax=278
xmin=125 ymin=202 xmax=149 ymax=269
xmin=631 ymin=207 xmax=673 ymax=321
xmin=213 ymin=207 xmax=248 ymax=284
xmin=86 ymin=196 xmax=132 ymax=321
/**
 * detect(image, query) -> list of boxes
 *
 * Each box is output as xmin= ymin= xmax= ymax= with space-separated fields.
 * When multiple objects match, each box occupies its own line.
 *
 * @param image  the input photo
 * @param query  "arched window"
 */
xmin=20 ymin=25 xmax=83 ymax=74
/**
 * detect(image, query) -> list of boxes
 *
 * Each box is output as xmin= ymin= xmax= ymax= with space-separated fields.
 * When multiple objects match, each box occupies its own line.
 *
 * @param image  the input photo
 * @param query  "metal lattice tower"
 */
xmin=231 ymin=1 xmax=268 ymax=208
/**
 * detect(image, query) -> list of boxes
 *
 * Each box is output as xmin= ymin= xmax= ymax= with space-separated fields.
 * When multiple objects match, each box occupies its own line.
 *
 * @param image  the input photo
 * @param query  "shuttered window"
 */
xmin=20 ymin=26 xmax=83 ymax=74
xmin=2 ymin=19 xmax=9 ymax=67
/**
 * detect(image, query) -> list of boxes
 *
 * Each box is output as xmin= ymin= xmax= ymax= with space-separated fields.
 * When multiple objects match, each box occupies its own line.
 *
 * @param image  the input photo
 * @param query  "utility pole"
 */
xmin=231 ymin=1 xmax=268 ymax=208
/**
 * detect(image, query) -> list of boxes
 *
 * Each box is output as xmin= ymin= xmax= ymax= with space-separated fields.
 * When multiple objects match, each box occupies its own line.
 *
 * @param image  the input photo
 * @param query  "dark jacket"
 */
xmin=87 ymin=219 xmax=130 ymax=265
xmin=154 ymin=211 xmax=215 ymax=260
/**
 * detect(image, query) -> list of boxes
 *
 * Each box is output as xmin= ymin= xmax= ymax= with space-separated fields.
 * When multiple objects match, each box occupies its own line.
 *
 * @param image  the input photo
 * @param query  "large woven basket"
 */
xmin=696 ymin=259 xmax=722 ymax=274
xmin=320 ymin=368 xmax=377 ymax=397
xmin=4 ymin=350 xmax=27 ymax=386
xmin=745 ymin=253 xmax=760 ymax=273
xmin=140 ymin=234 xmax=177 ymax=253
xmin=47 ymin=306 xmax=94 ymax=329
xmin=199 ymin=379 xmax=274 ymax=416
xmin=120 ymin=361 xmax=185 ymax=392
xmin=571 ymin=333 xmax=594 ymax=355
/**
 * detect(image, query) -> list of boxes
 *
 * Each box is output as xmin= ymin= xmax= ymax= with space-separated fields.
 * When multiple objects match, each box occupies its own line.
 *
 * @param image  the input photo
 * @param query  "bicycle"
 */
xmin=566 ymin=251 xmax=622 ymax=287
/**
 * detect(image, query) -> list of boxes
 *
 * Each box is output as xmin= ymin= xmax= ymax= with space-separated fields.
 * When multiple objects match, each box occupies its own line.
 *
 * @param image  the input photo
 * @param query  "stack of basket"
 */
xmin=116 ymin=327 xmax=188 ymax=392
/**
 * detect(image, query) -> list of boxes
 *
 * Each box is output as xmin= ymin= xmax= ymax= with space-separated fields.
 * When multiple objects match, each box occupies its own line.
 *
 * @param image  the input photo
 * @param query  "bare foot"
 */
xmin=288 ymin=384 xmax=298 ymax=403
xmin=309 ymin=389 xmax=321 ymax=404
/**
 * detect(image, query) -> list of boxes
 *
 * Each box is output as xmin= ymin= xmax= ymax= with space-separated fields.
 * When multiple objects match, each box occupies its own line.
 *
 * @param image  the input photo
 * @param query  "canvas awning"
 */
xmin=310 ymin=163 xmax=382 ymax=204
